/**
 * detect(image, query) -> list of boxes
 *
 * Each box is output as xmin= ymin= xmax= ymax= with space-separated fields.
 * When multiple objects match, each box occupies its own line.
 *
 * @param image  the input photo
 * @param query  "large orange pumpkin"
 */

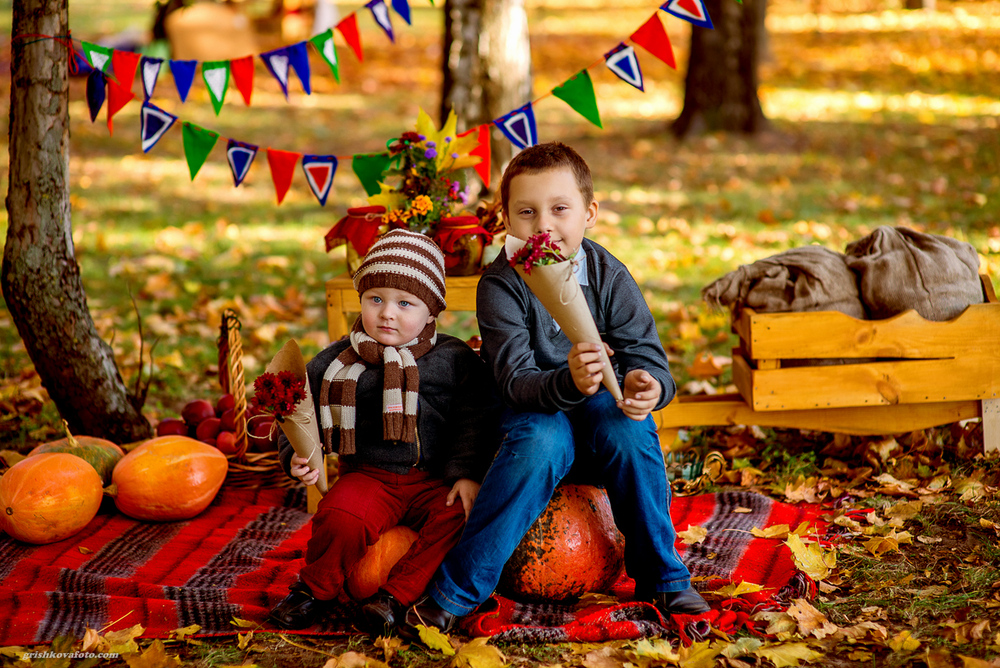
xmin=28 ymin=433 xmax=124 ymax=485
xmin=346 ymin=525 xmax=419 ymax=601
xmin=498 ymin=484 xmax=626 ymax=602
xmin=0 ymin=452 xmax=104 ymax=544
xmin=109 ymin=435 xmax=229 ymax=521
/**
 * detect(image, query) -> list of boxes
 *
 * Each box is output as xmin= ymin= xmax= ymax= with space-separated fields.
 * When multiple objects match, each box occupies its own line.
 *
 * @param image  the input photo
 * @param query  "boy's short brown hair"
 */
xmin=500 ymin=142 xmax=594 ymax=212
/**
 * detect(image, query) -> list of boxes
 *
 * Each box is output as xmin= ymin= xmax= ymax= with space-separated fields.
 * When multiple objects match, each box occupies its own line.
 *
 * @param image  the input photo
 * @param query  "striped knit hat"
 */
xmin=353 ymin=229 xmax=447 ymax=316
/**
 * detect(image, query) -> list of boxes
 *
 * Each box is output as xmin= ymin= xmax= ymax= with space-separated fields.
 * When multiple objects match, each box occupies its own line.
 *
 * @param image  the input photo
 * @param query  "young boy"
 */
xmin=400 ymin=142 xmax=709 ymax=637
xmin=269 ymin=230 xmax=498 ymax=634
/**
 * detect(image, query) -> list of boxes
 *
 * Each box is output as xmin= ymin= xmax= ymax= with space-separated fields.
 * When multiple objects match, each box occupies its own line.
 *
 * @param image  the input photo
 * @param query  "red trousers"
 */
xmin=299 ymin=464 xmax=466 ymax=606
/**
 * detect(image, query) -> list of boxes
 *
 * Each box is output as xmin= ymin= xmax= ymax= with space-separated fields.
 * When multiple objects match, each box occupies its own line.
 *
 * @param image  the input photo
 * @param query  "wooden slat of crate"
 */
xmin=735 ymin=352 xmax=1000 ymax=412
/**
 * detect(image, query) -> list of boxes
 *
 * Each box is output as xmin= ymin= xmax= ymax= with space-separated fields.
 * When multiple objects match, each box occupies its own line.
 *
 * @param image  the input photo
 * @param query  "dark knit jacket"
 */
xmin=277 ymin=333 xmax=499 ymax=484
xmin=476 ymin=238 xmax=675 ymax=413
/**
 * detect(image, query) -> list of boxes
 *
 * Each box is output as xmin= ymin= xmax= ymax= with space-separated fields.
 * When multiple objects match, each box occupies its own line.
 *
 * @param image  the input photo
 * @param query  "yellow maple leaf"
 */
xmin=414 ymin=108 xmax=482 ymax=173
xmin=677 ymin=640 xmax=721 ymax=668
xmin=168 ymin=625 xmax=201 ymax=641
xmin=628 ymin=638 xmax=680 ymax=663
xmin=721 ymin=637 xmax=763 ymax=659
xmin=678 ymin=525 xmax=708 ymax=545
xmin=374 ymin=635 xmax=404 ymax=663
xmin=752 ymin=524 xmax=790 ymax=539
xmin=888 ymin=630 xmax=921 ymax=652
xmin=787 ymin=599 xmax=839 ymax=639
xmin=785 ymin=534 xmax=834 ymax=580
xmin=713 ymin=581 xmax=766 ymax=598
xmin=418 ymin=625 xmax=457 ymax=656
xmin=123 ymin=638 xmax=182 ymax=668
xmin=336 ymin=651 xmax=390 ymax=668
xmin=754 ymin=642 xmax=825 ymax=667
xmin=450 ymin=637 xmax=507 ymax=668
xmin=863 ymin=535 xmax=900 ymax=557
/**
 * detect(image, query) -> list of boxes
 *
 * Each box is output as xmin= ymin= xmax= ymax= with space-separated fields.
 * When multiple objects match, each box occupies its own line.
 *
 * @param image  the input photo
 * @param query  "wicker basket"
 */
xmin=217 ymin=309 xmax=296 ymax=488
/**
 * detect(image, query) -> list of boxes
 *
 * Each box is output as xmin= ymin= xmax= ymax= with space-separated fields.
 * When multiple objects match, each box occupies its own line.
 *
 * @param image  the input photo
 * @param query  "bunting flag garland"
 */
xmin=605 ymin=43 xmax=644 ymax=91
xmin=287 ymin=42 xmax=313 ymax=95
xmin=230 ymin=55 xmax=255 ymax=106
xmin=86 ymin=70 xmax=106 ymax=122
xmin=302 ymin=154 xmax=339 ymax=205
xmin=202 ymin=61 xmax=230 ymax=115
xmin=81 ymin=41 xmax=113 ymax=75
xmin=140 ymin=102 xmax=177 ymax=153
xmin=170 ymin=59 xmax=198 ymax=102
xmin=367 ymin=0 xmax=395 ymax=43
xmin=337 ymin=14 xmax=364 ymax=62
xmin=227 ymin=139 xmax=259 ymax=187
xmin=552 ymin=70 xmax=602 ymax=129
xmin=140 ymin=56 xmax=163 ymax=100
xmin=267 ymin=148 xmax=302 ymax=204
xmin=459 ymin=125 xmax=491 ymax=188
xmin=74 ymin=50 xmax=94 ymax=75
xmin=352 ymin=152 xmax=392 ymax=197
xmin=260 ymin=47 xmax=293 ymax=98
xmin=660 ymin=0 xmax=714 ymax=29
xmin=107 ymin=50 xmax=140 ymax=134
xmin=391 ymin=0 xmax=412 ymax=24
xmin=493 ymin=103 xmax=538 ymax=150
xmin=181 ymin=122 xmax=220 ymax=180
xmin=630 ymin=13 xmax=677 ymax=69
xmin=309 ymin=29 xmax=341 ymax=83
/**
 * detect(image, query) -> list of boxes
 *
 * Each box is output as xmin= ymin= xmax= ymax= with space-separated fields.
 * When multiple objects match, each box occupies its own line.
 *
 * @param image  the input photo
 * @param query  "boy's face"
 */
xmin=504 ymin=166 xmax=598 ymax=257
xmin=360 ymin=287 xmax=434 ymax=347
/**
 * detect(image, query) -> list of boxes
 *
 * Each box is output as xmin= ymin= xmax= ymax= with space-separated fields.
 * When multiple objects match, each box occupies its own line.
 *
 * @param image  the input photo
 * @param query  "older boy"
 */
xmin=400 ymin=142 xmax=708 ymax=637
xmin=269 ymin=230 xmax=498 ymax=634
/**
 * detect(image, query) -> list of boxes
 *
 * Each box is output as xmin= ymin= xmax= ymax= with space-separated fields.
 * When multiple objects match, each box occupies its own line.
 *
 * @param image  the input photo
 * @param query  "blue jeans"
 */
xmin=429 ymin=390 xmax=691 ymax=616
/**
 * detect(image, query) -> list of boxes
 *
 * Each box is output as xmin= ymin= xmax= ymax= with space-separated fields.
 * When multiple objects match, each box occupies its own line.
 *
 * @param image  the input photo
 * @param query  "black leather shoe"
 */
xmin=268 ymin=583 xmax=327 ymax=630
xmin=650 ymin=587 xmax=711 ymax=615
xmin=361 ymin=590 xmax=401 ymax=637
xmin=397 ymin=596 xmax=459 ymax=642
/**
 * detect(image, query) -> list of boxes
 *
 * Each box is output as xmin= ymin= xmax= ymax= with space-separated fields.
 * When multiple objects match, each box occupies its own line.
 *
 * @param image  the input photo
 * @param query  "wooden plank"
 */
xmin=654 ymin=393 xmax=981 ymax=435
xmin=983 ymin=398 xmax=1000 ymax=455
xmin=747 ymin=356 xmax=1000 ymax=411
xmin=741 ymin=302 xmax=1000 ymax=360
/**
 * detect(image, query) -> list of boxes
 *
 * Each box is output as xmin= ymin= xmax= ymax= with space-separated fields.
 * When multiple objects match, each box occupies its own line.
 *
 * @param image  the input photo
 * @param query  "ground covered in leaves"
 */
xmin=1 ymin=0 xmax=1000 ymax=665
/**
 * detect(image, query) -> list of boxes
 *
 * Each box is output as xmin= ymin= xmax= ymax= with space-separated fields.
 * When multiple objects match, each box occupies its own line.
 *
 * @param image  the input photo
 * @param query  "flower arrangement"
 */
xmin=369 ymin=108 xmax=482 ymax=236
xmin=508 ymin=232 xmax=569 ymax=275
xmin=250 ymin=370 xmax=307 ymax=422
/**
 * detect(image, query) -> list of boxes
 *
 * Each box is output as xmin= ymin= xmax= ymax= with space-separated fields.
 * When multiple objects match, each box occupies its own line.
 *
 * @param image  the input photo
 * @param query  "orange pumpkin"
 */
xmin=498 ymin=484 xmax=626 ymax=602
xmin=0 ymin=452 xmax=104 ymax=544
xmin=28 ymin=433 xmax=124 ymax=485
xmin=109 ymin=435 xmax=229 ymax=521
xmin=346 ymin=525 xmax=418 ymax=601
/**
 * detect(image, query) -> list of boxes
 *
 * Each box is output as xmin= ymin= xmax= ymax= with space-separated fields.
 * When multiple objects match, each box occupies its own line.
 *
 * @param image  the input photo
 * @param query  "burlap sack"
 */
xmin=701 ymin=246 xmax=866 ymax=317
xmin=844 ymin=226 xmax=982 ymax=321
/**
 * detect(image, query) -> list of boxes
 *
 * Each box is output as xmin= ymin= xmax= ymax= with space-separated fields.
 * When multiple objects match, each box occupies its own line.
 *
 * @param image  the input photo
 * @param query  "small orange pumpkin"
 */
xmin=0 ymin=452 xmax=104 ymax=544
xmin=28 ymin=431 xmax=124 ymax=485
xmin=346 ymin=525 xmax=418 ymax=601
xmin=109 ymin=435 xmax=229 ymax=521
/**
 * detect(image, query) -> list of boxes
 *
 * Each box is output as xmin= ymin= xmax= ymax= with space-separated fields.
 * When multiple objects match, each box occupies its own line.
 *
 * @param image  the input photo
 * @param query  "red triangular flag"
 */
xmin=266 ymin=148 xmax=301 ymax=204
xmin=460 ymin=124 xmax=491 ymax=189
xmin=336 ymin=14 xmax=364 ymax=62
xmin=106 ymin=50 xmax=141 ymax=134
xmin=630 ymin=13 xmax=676 ymax=69
xmin=230 ymin=55 xmax=254 ymax=106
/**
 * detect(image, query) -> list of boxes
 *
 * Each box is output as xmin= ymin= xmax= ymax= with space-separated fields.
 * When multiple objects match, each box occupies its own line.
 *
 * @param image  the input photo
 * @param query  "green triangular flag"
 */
xmin=352 ymin=152 xmax=392 ymax=197
xmin=202 ymin=61 xmax=230 ymax=115
xmin=309 ymin=29 xmax=340 ymax=84
xmin=181 ymin=122 xmax=220 ymax=180
xmin=81 ymin=41 xmax=114 ymax=75
xmin=552 ymin=70 xmax=602 ymax=129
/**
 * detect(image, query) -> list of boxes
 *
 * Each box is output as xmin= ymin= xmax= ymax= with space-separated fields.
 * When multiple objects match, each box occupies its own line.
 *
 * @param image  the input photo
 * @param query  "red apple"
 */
xmin=195 ymin=417 xmax=222 ymax=442
xmin=216 ymin=431 xmax=238 ymax=456
xmin=216 ymin=393 xmax=236 ymax=416
xmin=156 ymin=417 xmax=188 ymax=437
xmin=182 ymin=399 xmax=216 ymax=427
xmin=219 ymin=408 xmax=237 ymax=432
xmin=248 ymin=417 xmax=276 ymax=451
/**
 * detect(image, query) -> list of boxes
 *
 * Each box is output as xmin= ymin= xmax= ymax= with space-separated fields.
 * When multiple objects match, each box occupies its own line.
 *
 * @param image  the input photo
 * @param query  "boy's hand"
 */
xmin=446 ymin=478 xmax=481 ymax=519
xmin=619 ymin=370 xmax=661 ymax=421
xmin=289 ymin=453 xmax=320 ymax=486
xmin=568 ymin=342 xmax=614 ymax=396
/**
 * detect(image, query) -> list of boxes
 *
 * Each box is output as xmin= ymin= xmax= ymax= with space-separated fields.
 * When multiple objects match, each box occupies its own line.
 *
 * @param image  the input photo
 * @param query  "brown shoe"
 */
xmin=650 ymin=587 xmax=711 ymax=615
xmin=361 ymin=590 xmax=401 ymax=637
xmin=397 ymin=596 xmax=459 ymax=642
xmin=268 ymin=583 xmax=328 ymax=630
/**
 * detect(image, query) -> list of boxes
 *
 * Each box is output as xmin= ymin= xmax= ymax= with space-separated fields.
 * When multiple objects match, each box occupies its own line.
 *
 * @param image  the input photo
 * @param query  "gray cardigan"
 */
xmin=476 ymin=238 xmax=675 ymax=413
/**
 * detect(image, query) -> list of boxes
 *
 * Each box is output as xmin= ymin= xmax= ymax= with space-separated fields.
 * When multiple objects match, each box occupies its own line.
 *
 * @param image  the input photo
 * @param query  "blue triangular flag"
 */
xmin=660 ymin=0 xmax=714 ymax=29
xmin=169 ymin=59 xmax=197 ymax=102
xmin=301 ymin=154 xmax=338 ymax=206
xmin=287 ymin=41 xmax=312 ymax=95
xmin=226 ymin=139 xmax=259 ymax=187
xmin=493 ymin=103 xmax=538 ymax=150
xmin=74 ymin=50 xmax=94 ymax=75
xmin=260 ymin=47 xmax=292 ymax=98
xmin=604 ymin=43 xmax=644 ymax=92
xmin=86 ymin=70 xmax=106 ymax=122
xmin=391 ymin=0 xmax=411 ymax=24
xmin=140 ymin=56 xmax=163 ymax=99
xmin=367 ymin=0 xmax=395 ymax=42
xmin=140 ymin=101 xmax=177 ymax=153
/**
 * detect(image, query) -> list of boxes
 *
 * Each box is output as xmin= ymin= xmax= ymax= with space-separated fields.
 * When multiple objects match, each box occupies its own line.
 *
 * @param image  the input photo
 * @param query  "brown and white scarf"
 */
xmin=319 ymin=316 xmax=437 ymax=455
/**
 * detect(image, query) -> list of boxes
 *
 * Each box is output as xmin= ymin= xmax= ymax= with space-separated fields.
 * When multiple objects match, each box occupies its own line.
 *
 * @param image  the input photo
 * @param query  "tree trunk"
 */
xmin=4 ymin=0 xmax=152 ymax=443
xmin=672 ymin=0 xmax=768 ymax=138
xmin=440 ymin=0 xmax=532 ymax=193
